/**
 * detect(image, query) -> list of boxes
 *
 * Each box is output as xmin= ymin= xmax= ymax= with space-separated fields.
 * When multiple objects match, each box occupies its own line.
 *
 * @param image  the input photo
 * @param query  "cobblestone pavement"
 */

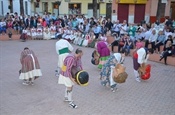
xmin=0 ymin=40 xmax=175 ymax=115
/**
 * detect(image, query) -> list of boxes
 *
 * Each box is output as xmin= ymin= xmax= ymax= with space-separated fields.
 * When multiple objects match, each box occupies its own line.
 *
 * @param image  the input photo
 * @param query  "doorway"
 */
xmin=118 ymin=4 xmax=129 ymax=22
xmin=134 ymin=4 xmax=145 ymax=23
xmin=171 ymin=2 xmax=175 ymax=20
xmin=106 ymin=3 xmax=112 ymax=19
xmin=42 ymin=2 xmax=48 ymax=13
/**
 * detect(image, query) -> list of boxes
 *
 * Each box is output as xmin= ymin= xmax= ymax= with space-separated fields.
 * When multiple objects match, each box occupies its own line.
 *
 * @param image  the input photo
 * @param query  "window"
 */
xmin=53 ymin=3 xmax=59 ymax=9
xmin=25 ymin=1 xmax=28 ymax=15
xmin=88 ymin=3 xmax=99 ymax=9
xmin=1 ymin=1 xmax=3 ymax=15
xmin=68 ymin=3 xmax=81 ymax=14
xmin=35 ymin=2 xmax=39 ymax=8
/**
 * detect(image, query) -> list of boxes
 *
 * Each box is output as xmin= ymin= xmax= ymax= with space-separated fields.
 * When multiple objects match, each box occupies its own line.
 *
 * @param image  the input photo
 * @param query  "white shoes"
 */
xmin=136 ymin=77 xmax=141 ymax=82
xmin=22 ymin=81 xmax=29 ymax=85
xmin=69 ymin=101 xmax=78 ymax=109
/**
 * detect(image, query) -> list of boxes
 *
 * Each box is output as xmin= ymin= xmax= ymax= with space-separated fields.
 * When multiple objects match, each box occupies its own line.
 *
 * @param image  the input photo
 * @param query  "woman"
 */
xmin=100 ymin=52 xmax=125 ymax=92
xmin=19 ymin=47 xmax=42 ymax=85
xmin=155 ymin=30 xmax=166 ymax=53
xmin=159 ymin=35 xmax=173 ymax=65
xmin=7 ymin=19 xmax=13 ymax=40
xmin=96 ymin=40 xmax=110 ymax=69
xmin=122 ymin=34 xmax=133 ymax=56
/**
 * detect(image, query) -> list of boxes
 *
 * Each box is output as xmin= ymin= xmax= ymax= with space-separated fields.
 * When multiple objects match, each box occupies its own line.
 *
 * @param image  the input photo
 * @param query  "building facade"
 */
xmin=111 ymin=0 xmax=174 ymax=23
xmin=0 ymin=0 xmax=31 ymax=16
xmin=0 ymin=0 xmax=174 ymax=23
xmin=30 ymin=0 xmax=113 ymax=18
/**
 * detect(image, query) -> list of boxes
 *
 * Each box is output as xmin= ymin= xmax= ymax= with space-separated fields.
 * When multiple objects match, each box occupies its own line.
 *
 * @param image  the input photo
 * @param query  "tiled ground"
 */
xmin=0 ymin=39 xmax=175 ymax=115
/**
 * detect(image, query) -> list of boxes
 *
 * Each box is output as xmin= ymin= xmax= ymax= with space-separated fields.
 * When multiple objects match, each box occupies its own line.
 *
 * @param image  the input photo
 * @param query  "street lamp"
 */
xmin=55 ymin=0 xmax=62 ymax=16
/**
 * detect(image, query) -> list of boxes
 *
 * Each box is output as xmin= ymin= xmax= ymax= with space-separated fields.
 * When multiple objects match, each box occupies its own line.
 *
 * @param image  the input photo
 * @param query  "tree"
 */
xmin=93 ymin=0 xmax=97 ymax=18
xmin=20 ymin=0 xmax=24 ymax=15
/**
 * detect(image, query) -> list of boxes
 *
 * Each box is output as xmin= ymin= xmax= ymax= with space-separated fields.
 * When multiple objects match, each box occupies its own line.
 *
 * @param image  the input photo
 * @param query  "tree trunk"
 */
xmin=93 ymin=0 xmax=97 ymax=18
xmin=20 ymin=0 xmax=24 ymax=15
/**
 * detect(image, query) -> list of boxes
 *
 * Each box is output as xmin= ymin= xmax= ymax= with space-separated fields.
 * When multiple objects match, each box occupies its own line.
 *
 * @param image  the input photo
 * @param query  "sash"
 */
xmin=58 ymin=47 xmax=69 ymax=54
xmin=61 ymin=65 xmax=67 ymax=72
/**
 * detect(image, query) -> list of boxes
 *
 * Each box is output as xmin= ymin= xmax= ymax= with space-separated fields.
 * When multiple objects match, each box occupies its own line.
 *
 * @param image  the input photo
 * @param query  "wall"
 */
xmin=13 ymin=0 xmax=20 ymax=14
xmin=112 ymin=0 xmax=118 ymax=21
xmin=128 ymin=4 xmax=134 ymax=23
xmin=0 ymin=0 xmax=10 ymax=16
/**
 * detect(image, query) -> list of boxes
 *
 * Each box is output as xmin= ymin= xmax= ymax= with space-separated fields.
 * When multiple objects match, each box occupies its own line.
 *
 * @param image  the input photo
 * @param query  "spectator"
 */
xmin=160 ymin=35 xmax=173 ymax=65
xmin=155 ymin=29 xmax=166 ymax=53
xmin=0 ymin=18 xmax=7 ymax=35
xmin=13 ymin=18 xmax=20 ymax=34
xmin=105 ymin=18 xmax=113 ymax=31
xmin=145 ymin=29 xmax=158 ymax=52
xmin=122 ymin=34 xmax=133 ymax=56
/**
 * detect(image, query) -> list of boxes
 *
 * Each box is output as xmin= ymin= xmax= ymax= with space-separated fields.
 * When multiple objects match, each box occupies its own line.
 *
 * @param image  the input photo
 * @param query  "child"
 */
xmin=50 ymin=23 xmax=56 ymax=39
xmin=36 ymin=24 xmax=43 ymax=40
xmin=20 ymin=27 xmax=27 ymax=42
xmin=26 ymin=27 xmax=31 ymax=40
xmin=43 ymin=26 xmax=51 ymax=40
xmin=31 ymin=26 xmax=37 ymax=40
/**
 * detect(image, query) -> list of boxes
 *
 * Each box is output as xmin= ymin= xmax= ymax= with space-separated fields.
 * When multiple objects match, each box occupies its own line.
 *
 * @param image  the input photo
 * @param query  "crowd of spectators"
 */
xmin=0 ymin=12 xmax=175 ymax=64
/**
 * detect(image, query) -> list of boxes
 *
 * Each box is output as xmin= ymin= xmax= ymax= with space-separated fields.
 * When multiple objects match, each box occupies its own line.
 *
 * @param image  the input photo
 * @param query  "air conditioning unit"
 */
xmin=99 ymin=0 xmax=105 ymax=3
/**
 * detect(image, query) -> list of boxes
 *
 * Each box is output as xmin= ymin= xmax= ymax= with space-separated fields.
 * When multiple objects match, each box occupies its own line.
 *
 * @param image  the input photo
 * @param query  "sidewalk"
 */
xmin=0 ymin=40 xmax=175 ymax=115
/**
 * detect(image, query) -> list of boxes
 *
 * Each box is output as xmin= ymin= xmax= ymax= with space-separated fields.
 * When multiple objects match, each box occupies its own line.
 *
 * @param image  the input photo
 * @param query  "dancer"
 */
xmin=19 ymin=47 xmax=42 ymax=85
xmin=133 ymin=44 xmax=152 ymax=82
xmin=58 ymin=48 xmax=83 ymax=108
xmin=55 ymin=37 xmax=74 ymax=73
xmin=100 ymin=52 xmax=125 ymax=92
xmin=96 ymin=40 xmax=110 ymax=69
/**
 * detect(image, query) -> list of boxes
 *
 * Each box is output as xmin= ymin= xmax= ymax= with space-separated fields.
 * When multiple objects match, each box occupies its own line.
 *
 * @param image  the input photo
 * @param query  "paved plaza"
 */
xmin=0 ymin=39 xmax=175 ymax=115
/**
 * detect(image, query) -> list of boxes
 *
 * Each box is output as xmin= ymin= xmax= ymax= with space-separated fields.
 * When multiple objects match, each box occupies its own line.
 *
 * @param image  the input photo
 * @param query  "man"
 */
xmin=133 ymin=44 xmax=152 ymax=82
xmin=55 ymin=38 xmax=74 ymax=70
xmin=58 ymin=49 xmax=83 ymax=109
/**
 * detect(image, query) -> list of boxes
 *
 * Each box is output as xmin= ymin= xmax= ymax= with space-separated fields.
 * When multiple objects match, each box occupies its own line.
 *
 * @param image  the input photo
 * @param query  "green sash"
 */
xmin=58 ymin=47 xmax=69 ymax=54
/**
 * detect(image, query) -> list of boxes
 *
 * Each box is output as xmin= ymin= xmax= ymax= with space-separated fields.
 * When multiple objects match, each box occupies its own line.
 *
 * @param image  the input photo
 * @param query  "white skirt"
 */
xmin=58 ymin=74 xmax=74 ymax=87
xmin=19 ymin=69 xmax=42 ymax=80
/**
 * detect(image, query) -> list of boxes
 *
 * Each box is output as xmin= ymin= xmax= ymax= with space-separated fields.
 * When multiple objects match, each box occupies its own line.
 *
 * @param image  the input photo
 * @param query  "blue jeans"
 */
xmin=123 ymin=45 xmax=131 ymax=54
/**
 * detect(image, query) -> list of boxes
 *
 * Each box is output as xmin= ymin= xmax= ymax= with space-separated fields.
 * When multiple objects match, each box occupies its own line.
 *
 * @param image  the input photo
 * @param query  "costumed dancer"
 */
xmin=26 ymin=27 xmax=31 ymax=40
xmin=73 ymin=31 xmax=79 ymax=45
xmin=36 ymin=24 xmax=43 ymax=40
xmin=43 ymin=26 xmax=51 ymax=40
xmin=50 ymin=23 xmax=56 ymax=39
xmin=55 ymin=37 xmax=74 ymax=73
xmin=96 ymin=40 xmax=110 ymax=69
xmin=19 ymin=47 xmax=42 ymax=85
xmin=100 ymin=52 xmax=125 ymax=92
xmin=58 ymin=49 xmax=83 ymax=109
xmin=82 ymin=33 xmax=91 ymax=47
xmin=88 ymin=32 xmax=96 ymax=48
xmin=20 ymin=27 xmax=27 ymax=42
xmin=133 ymin=43 xmax=151 ymax=82
xmin=31 ymin=26 xmax=37 ymax=40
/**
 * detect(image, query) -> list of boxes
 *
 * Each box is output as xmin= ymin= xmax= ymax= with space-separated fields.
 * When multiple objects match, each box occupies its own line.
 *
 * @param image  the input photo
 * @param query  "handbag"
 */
xmin=119 ymin=41 xmax=124 ymax=46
